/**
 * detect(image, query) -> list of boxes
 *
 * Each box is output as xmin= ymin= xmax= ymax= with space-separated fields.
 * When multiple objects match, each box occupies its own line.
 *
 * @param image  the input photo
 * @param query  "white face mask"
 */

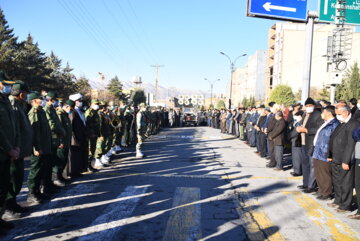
xmin=357 ymin=103 xmax=360 ymax=109
xmin=306 ymin=107 xmax=314 ymax=113
xmin=294 ymin=116 xmax=301 ymax=122
xmin=92 ymin=104 xmax=99 ymax=111
xmin=336 ymin=114 xmax=344 ymax=122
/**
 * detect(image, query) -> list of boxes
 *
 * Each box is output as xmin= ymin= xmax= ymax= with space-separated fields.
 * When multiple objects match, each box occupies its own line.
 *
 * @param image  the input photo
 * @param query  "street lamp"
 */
xmin=205 ymin=78 xmax=220 ymax=108
xmin=220 ymin=52 xmax=247 ymax=108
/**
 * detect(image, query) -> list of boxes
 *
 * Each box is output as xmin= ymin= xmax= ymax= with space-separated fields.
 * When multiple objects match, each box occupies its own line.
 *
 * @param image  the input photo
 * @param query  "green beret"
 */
xmin=65 ymin=99 xmax=75 ymax=108
xmin=99 ymin=101 xmax=107 ymax=106
xmin=91 ymin=99 xmax=99 ymax=104
xmin=139 ymin=103 xmax=146 ymax=108
xmin=12 ymin=80 xmax=30 ymax=92
xmin=0 ymin=69 xmax=15 ymax=85
xmin=27 ymin=92 xmax=41 ymax=101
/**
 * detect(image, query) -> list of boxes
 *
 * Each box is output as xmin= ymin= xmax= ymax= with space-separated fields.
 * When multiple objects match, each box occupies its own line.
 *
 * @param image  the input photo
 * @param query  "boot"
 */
xmin=27 ymin=189 xmax=43 ymax=205
xmin=94 ymin=158 xmax=104 ymax=169
xmin=136 ymin=148 xmax=144 ymax=158
xmin=52 ymin=173 xmax=66 ymax=187
xmin=101 ymin=155 xmax=110 ymax=165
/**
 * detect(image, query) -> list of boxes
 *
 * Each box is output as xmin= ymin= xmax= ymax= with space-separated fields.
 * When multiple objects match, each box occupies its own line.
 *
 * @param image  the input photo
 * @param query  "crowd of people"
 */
xmin=204 ymin=97 xmax=360 ymax=220
xmin=0 ymin=70 xmax=169 ymax=234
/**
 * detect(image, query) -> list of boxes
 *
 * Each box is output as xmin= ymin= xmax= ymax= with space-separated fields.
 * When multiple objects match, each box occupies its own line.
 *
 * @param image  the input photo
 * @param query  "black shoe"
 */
xmin=266 ymin=157 xmax=271 ymax=160
xmin=316 ymin=195 xmax=332 ymax=200
xmin=297 ymin=185 xmax=307 ymax=190
xmin=303 ymin=188 xmax=317 ymax=193
xmin=88 ymin=166 xmax=98 ymax=173
xmin=266 ymin=164 xmax=275 ymax=168
xmin=290 ymin=172 xmax=302 ymax=177
xmin=273 ymin=167 xmax=283 ymax=171
xmin=0 ymin=219 xmax=15 ymax=230
xmin=13 ymin=204 xmax=28 ymax=213
xmin=2 ymin=209 xmax=21 ymax=219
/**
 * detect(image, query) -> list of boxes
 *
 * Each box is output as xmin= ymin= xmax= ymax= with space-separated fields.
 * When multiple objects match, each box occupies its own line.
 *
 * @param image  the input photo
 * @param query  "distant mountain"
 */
xmin=89 ymin=78 xmax=211 ymax=99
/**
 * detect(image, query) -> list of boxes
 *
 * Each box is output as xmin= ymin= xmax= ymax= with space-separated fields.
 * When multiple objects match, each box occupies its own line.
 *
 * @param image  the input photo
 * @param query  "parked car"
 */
xmin=183 ymin=108 xmax=198 ymax=126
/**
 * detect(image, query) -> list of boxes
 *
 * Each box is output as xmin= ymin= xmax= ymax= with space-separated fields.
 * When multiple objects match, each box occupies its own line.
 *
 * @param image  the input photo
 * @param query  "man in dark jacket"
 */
xmin=266 ymin=104 xmax=280 ymax=167
xmin=289 ymin=111 xmax=304 ymax=176
xmin=268 ymin=111 xmax=286 ymax=170
xmin=296 ymin=98 xmax=324 ymax=193
xmin=327 ymin=105 xmax=360 ymax=212
xmin=312 ymin=106 xmax=339 ymax=200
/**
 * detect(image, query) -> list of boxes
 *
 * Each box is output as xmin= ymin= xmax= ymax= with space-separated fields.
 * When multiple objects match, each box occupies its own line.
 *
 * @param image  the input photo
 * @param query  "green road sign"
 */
xmin=319 ymin=0 xmax=360 ymax=25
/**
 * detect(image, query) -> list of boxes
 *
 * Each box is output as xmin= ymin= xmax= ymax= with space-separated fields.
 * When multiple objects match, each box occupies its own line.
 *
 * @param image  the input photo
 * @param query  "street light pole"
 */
xmin=205 ymin=78 xmax=220 ymax=108
xmin=220 ymin=52 xmax=246 ymax=109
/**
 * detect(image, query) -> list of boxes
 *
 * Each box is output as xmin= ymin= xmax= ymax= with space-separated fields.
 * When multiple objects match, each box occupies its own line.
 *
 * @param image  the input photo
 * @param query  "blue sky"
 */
xmin=1 ymin=0 xmax=321 ymax=93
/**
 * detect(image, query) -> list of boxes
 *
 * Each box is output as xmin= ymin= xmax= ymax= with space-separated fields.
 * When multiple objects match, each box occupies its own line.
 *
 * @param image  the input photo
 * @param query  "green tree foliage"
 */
xmin=75 ymin=75 xmax=91 ymax=97
xmin=0 ymin=9 xmax=18 ymax=75
xmin=132 ymin=89 xmax=146 ymax=107
xmin=336 ymin=62 xmax=360 ymax=101
xmin=215 ymin=100 xmax=225 ymax=109
xmin=241 ymin=97 xmax=249 ymax=108
xmin=318 ymin=87 xmax=330 ymax=101
xmin=269 ymin=84 xmax=296 ymax=106
xmin=107 ymin=75 xmax=125 ymax=101
xmin=249 ymin=96 xmax=256 ymax=107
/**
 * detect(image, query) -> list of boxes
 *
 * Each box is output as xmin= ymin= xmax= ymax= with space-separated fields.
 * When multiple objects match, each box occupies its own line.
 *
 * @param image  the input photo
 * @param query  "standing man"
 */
xmin=43 ymin=91 xmax=65 ymax=188
xmin=0 ymin=72 xmax=19 ymax=232
xmin=296 ymin=98 xmax=324 ymax=193
xmin=327 ymin=105 xmax=360 ymax=212
xmin=268 ymin=111 xmax=286 ymax=170
xmin=27 ymin=92 xmax=52 ymax=204
xmin=57 ymin=100 xmax=75 ymax=179
xmin=85 ymin=99 xmax=100 ymax=171
xmin=4 ymin=81 xmax=32 ymax=219
xmin=69 ymin=93 xmax=88 ymax=177
xmin=136 ymin=103 xmax=147 ymax=158
xmin=265 ymin=104 xmax=280 ymax=167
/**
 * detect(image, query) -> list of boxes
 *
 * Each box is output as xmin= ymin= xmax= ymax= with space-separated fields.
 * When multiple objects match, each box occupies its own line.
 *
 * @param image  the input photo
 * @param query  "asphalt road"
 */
xmin=3 ymin=127 xmax=360 ymax=241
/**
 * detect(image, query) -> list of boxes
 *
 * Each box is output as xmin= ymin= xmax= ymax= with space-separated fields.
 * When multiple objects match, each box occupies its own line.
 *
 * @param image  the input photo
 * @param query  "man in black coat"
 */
xmin=266 ymin=104 xmax=280 ymax=167
xmin=328 ymin=104 xmax=360 ymax=212
xmin=268 ymin=111 xmax=286 ymax=170
xmin=296 ymin=98 xmax=324 ymax=193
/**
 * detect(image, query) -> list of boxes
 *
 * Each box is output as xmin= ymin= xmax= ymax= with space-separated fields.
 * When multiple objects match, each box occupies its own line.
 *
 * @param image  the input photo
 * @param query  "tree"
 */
xmin=0 ymin=9 xmax=19 ymax=76
xmin=107 ymin=75 xmax=125 ymax=101
xmin=215 ymin=100 xmax=225 ymax=109
xmin=131 ymin=89 xmax=146 ymax=107
xmin=241 ymin=97 xmax=249 ymax=108
xmin=294 ymin=89 xmax=302 ymax=101
xmin=318 ymin=87 xmax=330 ymax=101
xmin=249 ymin=96 xmax=256 ymax=107
xmin=336 ymin=62 xmax=360 ymax=101
xmin=75 ymin=75 xmax=91 ymax=97
xmin=269 ymin=84 xmax=296 ymax=106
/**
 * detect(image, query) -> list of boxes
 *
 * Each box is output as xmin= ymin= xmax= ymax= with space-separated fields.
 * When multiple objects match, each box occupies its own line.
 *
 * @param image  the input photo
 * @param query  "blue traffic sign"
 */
xmin=247 ymin=0 xmax=308 ymax=22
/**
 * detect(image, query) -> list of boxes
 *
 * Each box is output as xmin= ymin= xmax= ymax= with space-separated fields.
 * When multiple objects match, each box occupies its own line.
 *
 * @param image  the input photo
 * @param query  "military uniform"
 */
xmin=94 ymin=103 xmax=111 ymax=167
xmin=56 ymin=107 xmax=72 ymax=179
xmin=136 ymin=104 xmax=147 ymax=158
xmin=0 ymin=73 xmax=19 ymax=230
xmin=27 ymin=96 xmax=52 ymax=202
xmin=43 ymin=92 xmax=65 ymax=187
xmin=6 ymin=85 xmax=33 ymax=212
xmin=85 ymin=100 xmax=100 ymax=162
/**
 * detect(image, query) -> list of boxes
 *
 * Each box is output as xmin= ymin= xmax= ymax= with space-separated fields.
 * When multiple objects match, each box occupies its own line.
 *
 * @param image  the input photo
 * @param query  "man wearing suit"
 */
xmin=268 ymin=111 xmax=286 ymax=170
xmin=266 ymin=104 xmax=280 ymax=167
xmin=68 ymin=93 xmax=88 ymax=178
xmin=327 ymin=105 xmax=360 ymax=212
xmin=296 ymin=98 xmax=324 ymax=193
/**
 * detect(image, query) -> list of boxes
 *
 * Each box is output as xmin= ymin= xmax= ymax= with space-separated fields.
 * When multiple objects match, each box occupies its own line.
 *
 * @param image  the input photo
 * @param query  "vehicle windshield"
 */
xmin=184 ymin=108 xmax=193 ymax=113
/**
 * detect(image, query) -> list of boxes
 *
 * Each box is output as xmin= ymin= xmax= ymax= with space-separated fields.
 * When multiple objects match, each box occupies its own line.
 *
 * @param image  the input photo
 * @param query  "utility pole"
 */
xmin=205 ymin=78 xmax=220 ymax=108
xmin=301 ymin=11 xmax=318 ymax=104
xmin=151 ymin=64 xmax=164 ymax=102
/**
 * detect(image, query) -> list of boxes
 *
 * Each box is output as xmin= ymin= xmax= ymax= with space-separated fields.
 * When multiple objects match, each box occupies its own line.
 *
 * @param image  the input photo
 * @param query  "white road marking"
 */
xmin=163 ymin=187 xmax=201 ymax=241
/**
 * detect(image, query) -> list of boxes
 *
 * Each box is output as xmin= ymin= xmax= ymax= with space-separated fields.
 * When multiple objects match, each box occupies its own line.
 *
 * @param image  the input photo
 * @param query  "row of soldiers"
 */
xmin=0 ymin=70 xmax=161 ymax=234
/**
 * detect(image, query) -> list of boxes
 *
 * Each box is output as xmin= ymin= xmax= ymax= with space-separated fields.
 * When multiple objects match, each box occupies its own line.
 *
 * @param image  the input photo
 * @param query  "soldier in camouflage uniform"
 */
xmin=104 ymin=101 xmax=116 ymax=160
xmin=57 ymin=99 xmax=76 ymax=179
xmin=4 ymin=81 xmax=33 ymax=219
xmin=136 ymin=103 xmax=147 ymax=158
xmin=94 ymin=101 xmax=110 ymax=168
xmin=122 ymin=105 xmax=133 ymax=147
xmin=85 ymin=99 xmax=100 ymax=171
xmin=112 ymin=104 xmax=123 ymax=153
xmin=0 ymin=72 xmax=19 ymax=232
xmin=43 ymin=91 xmax=65 ymax=188
xmin=27 ymin=92 xmax=52 ymax=204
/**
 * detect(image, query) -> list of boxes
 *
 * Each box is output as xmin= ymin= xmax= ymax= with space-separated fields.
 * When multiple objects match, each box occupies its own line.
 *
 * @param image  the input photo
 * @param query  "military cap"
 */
xmin=64 ymin=99 xmax=75 ymax=108
xmin=99 ymin=100 xmax=107 ymax=106
xmin=12 ymin=80 xmax=30 ymax=92
xmin=139 ymin=103 xmax=146 ymax=108
xmin=91 ymin=99 xmax=99 ymax=104
xmin=27 ymin=92 xmax=41 ymax=101
xmin=46 ymin=91 xmax=57 ymax=100
xmin=0 ymin=69 xmax=15 ymax=85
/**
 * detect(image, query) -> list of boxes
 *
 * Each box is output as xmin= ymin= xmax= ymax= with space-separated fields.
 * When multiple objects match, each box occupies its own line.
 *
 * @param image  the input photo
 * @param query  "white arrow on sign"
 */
xmin=263 ymin=2 xmax=297 ymax=12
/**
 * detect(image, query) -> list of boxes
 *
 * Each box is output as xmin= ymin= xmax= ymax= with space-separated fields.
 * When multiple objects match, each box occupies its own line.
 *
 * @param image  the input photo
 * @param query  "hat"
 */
xmin=265 ymin=107 xmax=271 ymax=112
xmin=46 ymin=91 xmax=57 ymax=100
xmin=64 ymin=99 xmax=75 ymax=108
xmin=0 ymin=70 xmax=15 ymax=85
xmin=91 ymin=99 xmax=99 ymax=104
xmin=99 ymin=100 xmax=107 ymax=106
xmin=12 ymin=80 xmax=30 ymax=92
xmin=139 ymin=103 xmax=146 ymax=108
xmin=304 ymin=97 xmax=315 ymax=106
xmin=27 ymin=92 xmax=41 ymax=101
xmin=69 ymin=93 xmax=82 ymax=101
xmin=259 ymin=104 xmax=265 ymax=108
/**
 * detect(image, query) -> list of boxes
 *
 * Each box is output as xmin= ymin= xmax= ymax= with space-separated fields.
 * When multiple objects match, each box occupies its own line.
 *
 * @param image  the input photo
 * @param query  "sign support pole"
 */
xmin=301 ymin=11 xmax=318 ymax=104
